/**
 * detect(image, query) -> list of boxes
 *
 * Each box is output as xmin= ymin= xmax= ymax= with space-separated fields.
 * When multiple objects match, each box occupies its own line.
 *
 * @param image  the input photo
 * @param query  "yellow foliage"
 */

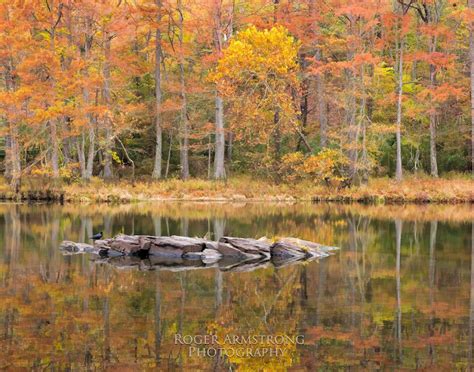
xmin=281 ymin=149 xmax=349 ymax=185
xmin=212 ymin=25 xmax=300 ymax=83
xmin=210 ymin=25 xmax=301 ymax=145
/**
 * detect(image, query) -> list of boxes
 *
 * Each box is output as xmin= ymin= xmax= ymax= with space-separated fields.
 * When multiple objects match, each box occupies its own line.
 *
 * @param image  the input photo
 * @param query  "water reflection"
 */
xmin=0 ymin=202 xmax=472 ymax=370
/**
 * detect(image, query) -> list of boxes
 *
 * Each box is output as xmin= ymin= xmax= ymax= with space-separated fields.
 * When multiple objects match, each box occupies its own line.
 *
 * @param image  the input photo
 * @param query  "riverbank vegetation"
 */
xmin=0 ymin=175 xmax=472 ymax=203
xmin=1 ymin=0 xmax=474 ymax=196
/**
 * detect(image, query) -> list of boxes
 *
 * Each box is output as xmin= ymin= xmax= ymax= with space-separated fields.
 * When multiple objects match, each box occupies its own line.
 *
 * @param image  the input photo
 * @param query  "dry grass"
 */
xmin=0 ymin=175 xmax=472 ymax=203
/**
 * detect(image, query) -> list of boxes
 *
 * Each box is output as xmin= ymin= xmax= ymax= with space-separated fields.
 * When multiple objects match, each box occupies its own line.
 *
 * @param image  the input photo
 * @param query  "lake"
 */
xmin=0 ymin=202 xmax=473 ymax=370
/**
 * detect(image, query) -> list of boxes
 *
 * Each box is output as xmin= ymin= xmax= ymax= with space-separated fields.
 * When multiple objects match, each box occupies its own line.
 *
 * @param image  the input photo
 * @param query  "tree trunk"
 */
xmin=345 ymin=18 xmax=358 ymax=179
xmin=50 ymin=119 xmax=59 ymax=178
xmin=50 ymin=19 xmax=59 ymax=179
xmin=165 ymin=133 xmax=172 ymax=178
xmin=8 ymin=122 xmax=21 ymax=191
xmin=429 ymin=37 xmax=438 ymax=177
xmin=76 ymin=19 xmax=95 ymax=181
xmin=227 ymin=132 xmax=233 ymax=163
xmin=213 ymin=2 xmax=226 ymax=179
xmin=4 ymin=135 xmax=12 ymax=180
xmin=395 ymin=36 xmax=404 ymax=182
xmin=103 ymin=34 xmax=113 ymax=179
xmin=77 ymin=133 xmax=86 ymax=177
xmin=214 ymin=95 xmax=226 ymax=179
xmin=316 ymin=49 xmax=327 ymax=148
xmin=152 ymin=0 xmax=163 ymax=179
xmin=85 ymin=125 xmax=95 ymax=179
xmin=177 ymin=0 xmax=189 ymax=180
xmin=309 ymin=0 xmax=327 ymax=149
xmin=4 ymin=62 xmax=21 ymax=190
xmin=78 ymin=88 xmax=96 ymax=181
xmin=272 ymin=109 xmax=281 ymax=170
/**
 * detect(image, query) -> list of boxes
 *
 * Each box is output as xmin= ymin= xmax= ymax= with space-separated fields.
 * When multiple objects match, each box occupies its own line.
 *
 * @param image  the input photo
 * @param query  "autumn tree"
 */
xmin=212 ymin=25 xmax=300 ymax=172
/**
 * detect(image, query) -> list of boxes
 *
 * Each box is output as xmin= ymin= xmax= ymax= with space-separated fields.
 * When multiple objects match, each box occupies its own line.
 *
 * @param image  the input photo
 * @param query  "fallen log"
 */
xmin=59 ymin=234 xmax=338 ymax=272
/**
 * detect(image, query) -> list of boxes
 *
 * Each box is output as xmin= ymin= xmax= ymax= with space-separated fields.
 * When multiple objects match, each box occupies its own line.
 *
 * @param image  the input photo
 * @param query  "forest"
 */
xmin=1 ymin=0 xmax=473 ymax=191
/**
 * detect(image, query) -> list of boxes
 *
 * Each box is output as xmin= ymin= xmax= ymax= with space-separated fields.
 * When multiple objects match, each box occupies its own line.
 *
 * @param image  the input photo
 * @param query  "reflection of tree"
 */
xmin=428 ymin=221 xmax=437 ymax=363
xmin=180 ymin=218 xmax=189 ymax=236
xmin=3 ymin=205 xmax=20 ymax=351
xmin=177 ymin=272 xmax=186 ymax=370
xmin=103 ymin=266 xmax=111 ymax=366
xmin=153 ymin=217 xmax=161 ymax=237
xmin=470 ymin=222 xmax=474 ymax=369
xmin=395 ymin=219 xmax=402 ymax=364
xmin=104 ymin=215 xmax=113 ymax=238
xmin=214 ymin=218 xmax=226 ymax=311
xmin=4 ymin=205 xmax=20 ymax=286
xmin=154 ymin=272 xmax=162 ymax=366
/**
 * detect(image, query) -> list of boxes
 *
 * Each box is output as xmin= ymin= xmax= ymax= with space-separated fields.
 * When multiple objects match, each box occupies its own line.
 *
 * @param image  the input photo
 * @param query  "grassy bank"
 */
xmin=0 ymin=175 xmax=472 ymax=203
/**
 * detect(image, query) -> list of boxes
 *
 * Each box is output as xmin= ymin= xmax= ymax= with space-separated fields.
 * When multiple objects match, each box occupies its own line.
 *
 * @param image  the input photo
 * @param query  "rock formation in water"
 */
xmin=60 ymin=234 xmax=338 ymax=272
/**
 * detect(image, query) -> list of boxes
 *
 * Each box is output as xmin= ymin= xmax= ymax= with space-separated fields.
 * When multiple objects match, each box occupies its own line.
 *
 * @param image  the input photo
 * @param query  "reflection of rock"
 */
xmin=60 ymin=240 xmax=104 ymax=255
xmin=183 ymin=249 xmax=221 ymax=264
xmin=60 ymin=234 xmax=338 ymax=272
xmin=218 ymin=256 xmax=271 ymax=273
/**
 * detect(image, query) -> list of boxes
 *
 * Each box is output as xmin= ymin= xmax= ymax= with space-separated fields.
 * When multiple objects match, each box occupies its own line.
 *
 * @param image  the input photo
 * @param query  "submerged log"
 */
xmin=59 ymin=234 xmax=338 ymax=272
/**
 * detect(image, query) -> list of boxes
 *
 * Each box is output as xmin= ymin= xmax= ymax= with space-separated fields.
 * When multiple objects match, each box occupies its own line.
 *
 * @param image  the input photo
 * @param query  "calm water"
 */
xmin=0 ymin=202 xmax=473 ymax=371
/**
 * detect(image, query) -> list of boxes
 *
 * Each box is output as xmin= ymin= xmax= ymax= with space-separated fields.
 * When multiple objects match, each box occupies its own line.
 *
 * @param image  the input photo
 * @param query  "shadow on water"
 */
xmin=0 ymin=202 xmax=473 ymax=370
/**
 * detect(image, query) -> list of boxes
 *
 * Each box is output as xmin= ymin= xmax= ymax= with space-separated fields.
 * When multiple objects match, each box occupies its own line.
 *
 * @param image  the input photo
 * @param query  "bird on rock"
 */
xmin=90 ymin=232 xmax=103 ymax=240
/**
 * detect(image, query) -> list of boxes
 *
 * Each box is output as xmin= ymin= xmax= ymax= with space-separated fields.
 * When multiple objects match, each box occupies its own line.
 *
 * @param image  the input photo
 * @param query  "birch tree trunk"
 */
xmin=316 ymin=61 xmax=328 ymax=148
xmin=80 ymin=23 xmax=95 ymax=180
xmin=213 ymin=2 xmax=226 ymax=179
xmin=395 ymin=33 xmax=404 ymax=182
xmin=214 ymin=95 xmax=226 ymax=179
xmin=152 ymin=0 xmax=163 ymax=179
xmin=103 ymin=33 xmax=113 ymax=179
xmin=177 ymin=0 xmax=189 ymax=180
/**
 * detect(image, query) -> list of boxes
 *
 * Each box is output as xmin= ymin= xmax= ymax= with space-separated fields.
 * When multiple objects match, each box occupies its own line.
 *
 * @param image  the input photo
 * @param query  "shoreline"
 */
xmin=0 ymin=176 xmax=472 ymax=204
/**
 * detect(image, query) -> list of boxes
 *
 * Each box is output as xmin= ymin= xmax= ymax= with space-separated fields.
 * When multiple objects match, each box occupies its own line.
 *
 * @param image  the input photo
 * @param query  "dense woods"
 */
xmin=1 ymin=0 xmax=473 ymax=188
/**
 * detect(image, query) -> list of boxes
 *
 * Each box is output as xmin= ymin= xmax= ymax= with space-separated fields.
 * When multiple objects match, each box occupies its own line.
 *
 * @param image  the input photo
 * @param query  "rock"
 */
xmin=148 ymin=236 xmax=205 ymax=257
xmin=217 ymin=237 xmax=271 ymax=258
xmin=91 ymin=235 xmax=207 ymax=257
xmin=60 ymin=234 xmax=338 ymax=271
xmin=270 ymin=241 xmax=309 ymax=259
xmin=270 ymin=238 xmax=336 ymax=259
